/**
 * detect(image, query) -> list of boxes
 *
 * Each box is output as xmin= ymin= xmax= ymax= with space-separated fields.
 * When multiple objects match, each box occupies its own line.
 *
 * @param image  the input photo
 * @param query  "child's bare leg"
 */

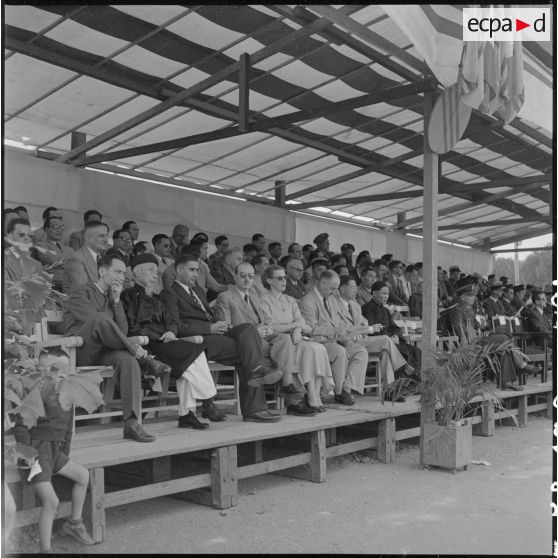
xmin=57 ymin=461 xmax=89 ymax=520
xmin=32 ymin=482 xmax=59 ymax=551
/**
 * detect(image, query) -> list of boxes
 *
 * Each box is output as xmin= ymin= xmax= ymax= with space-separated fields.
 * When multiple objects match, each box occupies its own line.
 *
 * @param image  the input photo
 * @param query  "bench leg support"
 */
xmin=88 ymin=468 xmax=105 ymax=544
xmin=517 ymin=395 xmax=528 ymax=428
xmin=476 ymin=402 xmax=495 ymax=437
xmin=211 ymin=445 xmax=237 ymax=509
xmin=377 ymin=418 xmax=396 ymax=463
xmin=310 ymin=430 xmax=326 ymax=483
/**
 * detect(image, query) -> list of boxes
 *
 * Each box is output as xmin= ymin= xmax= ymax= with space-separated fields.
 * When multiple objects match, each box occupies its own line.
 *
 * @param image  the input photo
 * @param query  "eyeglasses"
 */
xmin=15 ymin=232 xmax=32 ymax=239
xmin=49 ymin=224 xmax=65 ymax=231
xmin=273 ymin=276 xmax=287 ymax=281
xmin=287 ymin=267 xmax=303 ymax=272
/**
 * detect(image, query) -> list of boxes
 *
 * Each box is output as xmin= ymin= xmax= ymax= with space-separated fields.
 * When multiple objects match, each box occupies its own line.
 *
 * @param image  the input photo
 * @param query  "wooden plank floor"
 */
xmin=67 ymin=380 xmax=552 ymax=469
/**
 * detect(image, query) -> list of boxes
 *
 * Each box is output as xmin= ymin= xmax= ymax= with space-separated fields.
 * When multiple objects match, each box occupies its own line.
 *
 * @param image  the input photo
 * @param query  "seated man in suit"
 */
xmin=284 ymin=257 xmax=306 ymax=301
xmin=522 ymin=290 xmax=553 ymax=350
xmin=361 ymin=282 xmax=421 ymax=371
xmin=68 ymin=209 xmax=103 ymax=251
xmin=214 ymin=263 xmax=313 ymax=416
xmin=4 ymin=218 xmax=43 ymax=281
xmin=304 ymin=257 xmax=328 ymax=295
xmin=208 ymin=234 xmax=229 ymax=276
xmin=300 ymin=270 xmax=368 ymax=405
xmin=251 ymin=255 xmax=269 ymax=297
xmin=64 ymin=253 xmax=172 ymax=442
xmin=107 ymin=229 xmax=135 ymax=289
xmin=31 ymin=216 xmax=74 ymax=292
xmin=32 ymin=207 xmax=64 ymax=244
xmin=511 ymin=284 xmax=526 ymax=312
xmin=336 ymin=276 xmax=410 ymax=402
xmin=121 ymin=254 xmax=225 ymax=430
xmin=161 ymin=254 xmax=283 ymax=423
xmin=408 ymin=279 xmax=423 ymax=319
xmin=62 ymin=220 xmax=110 ymax=293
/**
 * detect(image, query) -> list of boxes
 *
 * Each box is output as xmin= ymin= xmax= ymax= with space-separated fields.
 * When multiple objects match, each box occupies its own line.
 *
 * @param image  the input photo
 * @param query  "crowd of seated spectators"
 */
xmin=4 ymin=206 xmax=554 ymax=441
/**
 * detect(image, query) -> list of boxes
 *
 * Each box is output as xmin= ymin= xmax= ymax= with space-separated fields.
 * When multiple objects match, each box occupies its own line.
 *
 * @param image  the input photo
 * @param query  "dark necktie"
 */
xmin=348 ymin=302 xmax=354 ymax=321
xmin=56 ymin=242 xmax=61 ymax=251
xmin=245 ymin=294 xmax=260 ymax=321
xmin=323 ymin=297 xmax=331 ymax=318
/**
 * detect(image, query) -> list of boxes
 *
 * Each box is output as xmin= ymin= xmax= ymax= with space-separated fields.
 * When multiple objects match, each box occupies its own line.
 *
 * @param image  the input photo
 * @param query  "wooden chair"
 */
xmin=363 ymin=354 xmax=382 ymax=398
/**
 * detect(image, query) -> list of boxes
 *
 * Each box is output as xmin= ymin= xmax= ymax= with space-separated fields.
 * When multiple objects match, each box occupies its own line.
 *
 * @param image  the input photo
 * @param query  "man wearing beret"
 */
xmin=445 ymin=265 xmax=461 ymax=298
xmin=309 ymin=233 xmax=333 ymax=266
xmin=64 ymin=253 xmax=172 ymax=442
xmin=121 ymin=254 xmax=225 ymax=430
xmin=448 ymin=284 xmax=537 ymax=390
xmin=500 ymin=285 xmax=516 ymax=316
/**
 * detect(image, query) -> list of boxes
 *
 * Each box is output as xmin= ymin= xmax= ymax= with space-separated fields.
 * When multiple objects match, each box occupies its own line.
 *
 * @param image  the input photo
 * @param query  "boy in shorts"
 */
xmin=12 ymin=347 xmax=94 ymax=552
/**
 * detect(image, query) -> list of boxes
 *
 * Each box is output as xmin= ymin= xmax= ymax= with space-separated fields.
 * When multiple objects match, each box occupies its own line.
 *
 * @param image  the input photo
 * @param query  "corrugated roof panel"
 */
xmin=112 ymin=45 xmax=187 ymax=79
xmin=113 ymin=5 xmax=192 ymax=26
xmin=4 ymin=5 xmax=62 ymax=33
xmin=4 ymin=55 xmax=76 ymax=116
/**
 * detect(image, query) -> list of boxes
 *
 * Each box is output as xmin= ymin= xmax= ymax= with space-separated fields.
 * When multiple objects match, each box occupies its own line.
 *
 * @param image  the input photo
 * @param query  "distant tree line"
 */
xmin=492 ymin=248 xmax=553 ymax=288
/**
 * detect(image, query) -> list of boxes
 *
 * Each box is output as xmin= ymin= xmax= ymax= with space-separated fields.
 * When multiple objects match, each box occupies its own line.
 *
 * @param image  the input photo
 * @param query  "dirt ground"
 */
xmin=8 ymin=414 xmax=553 ymax=555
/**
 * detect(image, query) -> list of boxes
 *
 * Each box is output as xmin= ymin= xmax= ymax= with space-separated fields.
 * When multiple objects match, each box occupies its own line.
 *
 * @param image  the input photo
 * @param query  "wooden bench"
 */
xmin=6 ymin=379 xmax=551 ymax=544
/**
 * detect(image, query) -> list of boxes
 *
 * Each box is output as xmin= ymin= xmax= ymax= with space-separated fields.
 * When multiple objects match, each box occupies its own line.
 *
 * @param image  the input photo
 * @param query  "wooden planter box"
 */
xmin=422 ymin=419 xmax=472 ymax=472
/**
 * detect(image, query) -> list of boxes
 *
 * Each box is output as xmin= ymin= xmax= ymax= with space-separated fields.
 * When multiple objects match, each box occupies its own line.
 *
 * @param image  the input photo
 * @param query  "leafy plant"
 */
xmin=4 ymin=271 xmax=104 ymax=471
xmin=385 ymin=328 xmax=513 ymax=427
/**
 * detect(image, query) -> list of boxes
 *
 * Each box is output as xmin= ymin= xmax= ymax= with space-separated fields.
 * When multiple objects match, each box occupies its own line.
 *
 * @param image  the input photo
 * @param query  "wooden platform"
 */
xmin=7 ymin=380 xmax=552 ymax=543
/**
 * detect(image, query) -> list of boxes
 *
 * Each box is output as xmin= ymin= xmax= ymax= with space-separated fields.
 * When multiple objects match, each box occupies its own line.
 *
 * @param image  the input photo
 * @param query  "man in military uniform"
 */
xmin=482 ymin=282 xmax=505 ymax=322
xmin=511 ymin=284 xmax=526 ymax=312
xmin=448 ymin=284 xmax=536 ymax=390
xmin=500 ymin=285 xmax=516 ymax=316
xmin=309 ymin=233 xmax=333 ymax=266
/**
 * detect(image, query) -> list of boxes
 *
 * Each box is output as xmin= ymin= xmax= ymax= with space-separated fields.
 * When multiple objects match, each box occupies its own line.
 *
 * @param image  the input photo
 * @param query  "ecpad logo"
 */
xmin=463 ymin=7 xmax=550 ymax=42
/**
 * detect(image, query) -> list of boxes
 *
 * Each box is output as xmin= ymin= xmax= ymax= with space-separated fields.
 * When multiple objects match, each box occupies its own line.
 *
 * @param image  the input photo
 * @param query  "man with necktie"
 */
xmin=161 ymin=254 xmax=283 ymax=423
xmin=64 ymin=253 xmax=172 ymax=442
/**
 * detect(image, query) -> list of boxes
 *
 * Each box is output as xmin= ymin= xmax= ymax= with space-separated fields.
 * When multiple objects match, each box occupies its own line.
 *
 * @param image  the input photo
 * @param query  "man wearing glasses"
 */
xmin=31 ymin=216 xmax=73 ymax=292
xmin=4 ymin=218 xmax=42 ymax=281
xmin=284 ymin=258 xmax=305 ymax=301
xmin=386 ymin=260 xmax=408 ymax=305
xmin=170 ymin=224 xmax=189 ymax=260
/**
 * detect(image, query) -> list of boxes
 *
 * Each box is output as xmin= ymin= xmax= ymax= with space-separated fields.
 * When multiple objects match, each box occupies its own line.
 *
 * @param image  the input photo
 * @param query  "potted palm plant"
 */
xmin=385 ymin=330 xmax=512 ymax=472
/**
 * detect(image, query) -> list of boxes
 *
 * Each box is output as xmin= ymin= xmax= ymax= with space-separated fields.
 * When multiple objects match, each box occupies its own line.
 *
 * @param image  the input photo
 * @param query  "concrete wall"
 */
xmin=4 ymin=149 xmax=493 ymax=274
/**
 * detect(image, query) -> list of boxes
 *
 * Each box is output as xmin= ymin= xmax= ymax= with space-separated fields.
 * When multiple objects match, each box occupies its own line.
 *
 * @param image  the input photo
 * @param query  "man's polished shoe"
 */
xmin=334 ymin=389 xmax=355 ymax=406
xmin=247 ymin=365 xmax=283 ymax=388
xmin=201 ymin=400 xmax=227 ymax=422
xmin=243 ymin=410 xmax=282 ymax=423
xmin=138 ymin=355 xmax=172 ymax=378
xmin=123 ymin=421 xmax=155 ymax=442
xmin=286 ymin=400 xmax=318 ymax=416
xmin=178 ymin=411 xmax=209 ymax=429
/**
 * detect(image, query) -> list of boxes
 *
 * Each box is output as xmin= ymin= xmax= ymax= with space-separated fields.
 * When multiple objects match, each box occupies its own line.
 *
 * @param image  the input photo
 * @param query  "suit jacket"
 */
xmin=213 ymin=288 xmax=263 ymax=327
xmin=335 ymin=296 xmax=368 ymax=329
xmin=386 ymin=275 xmax=406 ymax=305
xmin=4 ymin=248 xmax=43 ymax=281
xmin=162 ymin=259 xmax=226 ymax=294
xmin=31 ymin=239 xmax=73 ymax=287
xmin=511 ymin=296 xmax=524 ymax=311
xmin=500 ymin=298 xmax=515 ymax=317
xmin=482 ymin=297 xmax=505 ymax=321
xmin=361 ymin=298 xmax=401 ymax=338
xmin=211 ymin=263 xmax=235 ymax=286
xmin=64 ymin=281 xmax=128 ymax=337
xmin=408 ymin=293 xmax=423 ymax=319
xmin=299 ymin=288 xmax=339 ymax=337
xmin=522 ymin=307 xmax=552 ymax=348
xmin=284 ymin=278 xmax=305 ymax=301
xmin=62 ymin=247 xmax=99 ymax=293
xmin=161 ymin=281 xmax=214 ymax=337
xmin=355 ymin=284 xmax=372 ymax=307
xmin=389 ymin=274 xmax=409 ymax=304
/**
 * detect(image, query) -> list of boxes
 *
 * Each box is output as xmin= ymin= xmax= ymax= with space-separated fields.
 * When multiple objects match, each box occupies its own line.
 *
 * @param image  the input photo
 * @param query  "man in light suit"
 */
xmin=387 ymin=260 xmax=408 ymax=305
xmin=336 ymin=276 xmax=409 ymax=402
xmin=161 ymin=254 xmax=283 ymax=423
xmin=299 ymin=270 xmax=368 ymax=405
xmin=214 ymin=262 xmax=306 ymax=409
xmin=62 ymin=220 xmax=110 ymax=293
